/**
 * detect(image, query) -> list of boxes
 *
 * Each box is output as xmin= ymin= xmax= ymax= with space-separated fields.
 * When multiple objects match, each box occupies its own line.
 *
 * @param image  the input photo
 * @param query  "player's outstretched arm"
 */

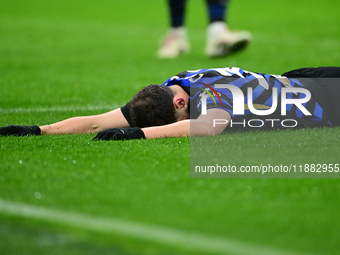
xmin=40 ymin=108 xmax=129 ymax=135
xmin=93 ymin=109 xmax=231 ymax=141
xmin=0 ymin=108 xmax=130 ymax=137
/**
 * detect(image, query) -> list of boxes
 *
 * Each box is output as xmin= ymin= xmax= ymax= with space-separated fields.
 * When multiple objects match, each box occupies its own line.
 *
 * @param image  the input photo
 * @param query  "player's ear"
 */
xmin=174 ymin=97 xmax=185 ymax=109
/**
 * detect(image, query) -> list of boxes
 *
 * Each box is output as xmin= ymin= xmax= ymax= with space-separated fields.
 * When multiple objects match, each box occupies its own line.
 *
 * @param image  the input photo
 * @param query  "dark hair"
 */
xmin=130 ymin=84 xmax=178 ymax=128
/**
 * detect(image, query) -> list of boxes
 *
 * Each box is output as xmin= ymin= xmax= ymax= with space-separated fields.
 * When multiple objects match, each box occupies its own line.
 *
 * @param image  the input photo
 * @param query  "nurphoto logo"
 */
xmin=200 ymin=84 xmax=312 ymax=128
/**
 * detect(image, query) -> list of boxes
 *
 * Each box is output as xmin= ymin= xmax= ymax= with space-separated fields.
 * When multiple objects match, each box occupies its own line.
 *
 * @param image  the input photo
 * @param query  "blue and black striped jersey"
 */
xmin=162 ymin=67 xmax=332 ymax=130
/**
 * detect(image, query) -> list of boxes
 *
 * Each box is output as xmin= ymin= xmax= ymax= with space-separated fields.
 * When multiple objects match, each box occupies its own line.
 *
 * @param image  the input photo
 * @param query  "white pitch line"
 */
xmin=0 ymin=105 xmax=118 ymax=114
xmin=0 ymin=199 xmax=313 ymax=255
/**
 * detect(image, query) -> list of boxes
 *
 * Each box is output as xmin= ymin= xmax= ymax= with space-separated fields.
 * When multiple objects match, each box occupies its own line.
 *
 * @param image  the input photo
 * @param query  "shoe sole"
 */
xmin=206 ymin=36 xmax=251 ymax=58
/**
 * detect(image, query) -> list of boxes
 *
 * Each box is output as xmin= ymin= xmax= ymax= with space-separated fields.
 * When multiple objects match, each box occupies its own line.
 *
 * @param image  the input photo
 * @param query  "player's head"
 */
xmin=130 ymin=84 xmax=189 ymax=128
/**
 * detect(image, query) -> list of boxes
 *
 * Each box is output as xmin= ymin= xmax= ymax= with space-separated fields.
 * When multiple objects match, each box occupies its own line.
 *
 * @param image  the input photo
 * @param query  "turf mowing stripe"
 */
xmin=0 ymin=105 xmax=118 ymax=113
xmin=0 ymin=200 xmax=313 ymax=255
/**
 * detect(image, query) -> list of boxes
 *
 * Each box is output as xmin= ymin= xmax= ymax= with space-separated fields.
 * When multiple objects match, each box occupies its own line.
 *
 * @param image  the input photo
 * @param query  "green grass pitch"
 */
xmin=1 ymin=0 xmax=340 ymax=254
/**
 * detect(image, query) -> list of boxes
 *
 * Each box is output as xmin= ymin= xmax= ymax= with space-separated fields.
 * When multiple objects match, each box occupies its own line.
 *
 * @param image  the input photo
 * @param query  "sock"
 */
xmin=206 ymin=0 xmax=229 ymax=23
xmin=168 ymin=0 xmax=187 ymax=27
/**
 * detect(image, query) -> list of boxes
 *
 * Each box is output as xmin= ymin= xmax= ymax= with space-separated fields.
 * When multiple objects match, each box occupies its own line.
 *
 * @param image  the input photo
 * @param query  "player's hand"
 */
xmin=0 ymin=125 xmax=41 ymax=137
xmin=93 ymin=127 xmax=146 ymax=141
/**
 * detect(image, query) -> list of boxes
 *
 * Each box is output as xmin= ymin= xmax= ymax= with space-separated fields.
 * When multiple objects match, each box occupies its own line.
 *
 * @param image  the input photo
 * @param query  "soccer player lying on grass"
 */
xmin=1 ymin=67 xmax=340 ymax=141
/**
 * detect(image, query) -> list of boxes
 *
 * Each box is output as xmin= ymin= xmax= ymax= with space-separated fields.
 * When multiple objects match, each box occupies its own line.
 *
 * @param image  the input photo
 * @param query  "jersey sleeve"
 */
xmin=120 ymin=102 xmax=134 ymax=127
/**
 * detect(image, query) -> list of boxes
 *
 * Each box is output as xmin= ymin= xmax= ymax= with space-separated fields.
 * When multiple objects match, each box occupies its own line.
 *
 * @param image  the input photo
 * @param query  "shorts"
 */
xmin=282 ymin=67 xmax=340 ymax=126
